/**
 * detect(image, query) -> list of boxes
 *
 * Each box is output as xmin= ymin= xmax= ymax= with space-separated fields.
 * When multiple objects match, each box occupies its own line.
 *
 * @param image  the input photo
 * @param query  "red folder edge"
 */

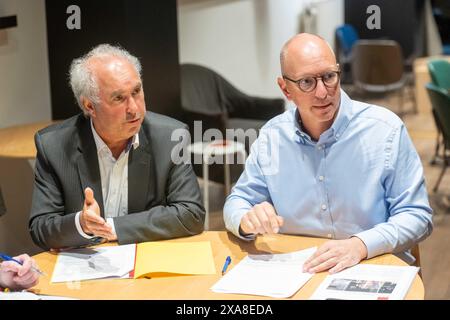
xmin=129 ymin=244 xmax=138 ymax=278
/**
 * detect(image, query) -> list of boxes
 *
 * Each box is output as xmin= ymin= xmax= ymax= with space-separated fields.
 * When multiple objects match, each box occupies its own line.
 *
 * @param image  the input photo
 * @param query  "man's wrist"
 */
xmin=0 ymin=271 xmax=5 ymax=289
xmin=75 ymin=211 xmax=95 ymax=239
xmin=0 ymin=274 xmax=15 ymax=291
xmin=106 ymin=218 xmax=117 ymax=240
xmin=238 ymin=224 xmax=256 ymax=238
xmin=238 ymin=225 xmax=249 ymax=236
xmin=351 ymin=236 xmax=368 ymax=260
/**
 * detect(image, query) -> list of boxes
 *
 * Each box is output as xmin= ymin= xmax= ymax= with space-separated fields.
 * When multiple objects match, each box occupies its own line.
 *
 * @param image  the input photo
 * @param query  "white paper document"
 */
xmin=51 ymin=244 xmax=136 ymax=283
xmin=211 ymin=247 xmax=316 ymax=298
xmin=310 ymin=264 xmax=419 ymax=300
xmin=0 ymin=291 xmax=78 ymax=300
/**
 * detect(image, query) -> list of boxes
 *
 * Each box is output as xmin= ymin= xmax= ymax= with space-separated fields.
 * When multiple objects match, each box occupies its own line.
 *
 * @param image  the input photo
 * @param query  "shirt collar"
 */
xmin=293 ymin=89 xmax=353 ymax=144
xmin=327 ymin=89 xmax=353 ymax=141
xmin=90 ymin=119 xmax=140 ymax=156
xmin=293 ymin=108 xmax=310 ymax=145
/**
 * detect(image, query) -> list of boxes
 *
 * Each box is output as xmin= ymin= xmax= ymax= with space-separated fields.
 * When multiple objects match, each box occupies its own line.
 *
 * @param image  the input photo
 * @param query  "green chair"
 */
xmin=425 ymin=83 xmax=450 ymax=192
xmin=427 ymin=60 xmax=450 ymax=164
xmin=428 ymin=60 xmax=450 ymax=89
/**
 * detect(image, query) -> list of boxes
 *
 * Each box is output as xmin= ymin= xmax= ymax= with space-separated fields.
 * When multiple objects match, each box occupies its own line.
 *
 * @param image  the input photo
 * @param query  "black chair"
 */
xmin=180 ymin=63 xmax=285 ymax=183
xmin=0 ymin=187 xmax=5 ymax=217
xmin=425 ymin=83 xmax=450 ymax=192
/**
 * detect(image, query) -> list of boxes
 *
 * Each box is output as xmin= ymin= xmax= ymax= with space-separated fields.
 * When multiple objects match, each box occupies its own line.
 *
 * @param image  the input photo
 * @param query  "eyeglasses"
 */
xmin=283 ymin=69 xmax=341 ymax=93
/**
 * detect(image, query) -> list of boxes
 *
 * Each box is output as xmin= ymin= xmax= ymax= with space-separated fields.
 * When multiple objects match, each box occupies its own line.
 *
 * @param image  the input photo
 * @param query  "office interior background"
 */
xmin=0 ymin=0 xmax=449 ymax=299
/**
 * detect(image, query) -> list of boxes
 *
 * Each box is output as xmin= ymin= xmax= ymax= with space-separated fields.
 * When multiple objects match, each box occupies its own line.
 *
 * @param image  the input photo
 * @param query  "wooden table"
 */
xmin=414 ymin=55 xmax=450 ymax=115
xmin=31 ymin=231 xmax=424 ymax=300
xmin=0 ymin=121 xmax=58 ymax=256
xmin=0 ymin=121 xmax=57 ymax=158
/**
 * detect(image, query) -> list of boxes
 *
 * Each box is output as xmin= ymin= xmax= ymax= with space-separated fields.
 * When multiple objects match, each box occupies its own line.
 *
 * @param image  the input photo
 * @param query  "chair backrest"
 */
xmin=351 ymin=40 xmax=404 ymax=90
xmin=428 ymin=59 xmax=450 ymax=89
xmin=180 ymin=63 xmax=284 ymax=120
xmin=426 ymin=82 xmax=450 ymax=144
xmin=335 ymin=24 xmax=359 ymax=56
xmin=180 ymin=64 xmax=228 ymax=116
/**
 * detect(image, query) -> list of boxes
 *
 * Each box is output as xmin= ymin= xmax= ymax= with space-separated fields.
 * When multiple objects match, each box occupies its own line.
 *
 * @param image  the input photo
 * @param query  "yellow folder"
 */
xmin=133 ymin=241 xmax=216 ymax=279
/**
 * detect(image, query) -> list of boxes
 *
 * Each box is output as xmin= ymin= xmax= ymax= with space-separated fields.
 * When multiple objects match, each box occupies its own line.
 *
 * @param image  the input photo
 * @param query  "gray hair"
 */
xmin=69 ymin=44 xmax=142 ymax=116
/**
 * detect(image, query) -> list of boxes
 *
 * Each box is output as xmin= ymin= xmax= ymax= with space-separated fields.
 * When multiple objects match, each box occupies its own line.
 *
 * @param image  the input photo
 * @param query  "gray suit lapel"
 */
xmin=75 ymin=117 xmax=105 ymax=218
xmin=128 ymin=128 xmax=155 ymax=213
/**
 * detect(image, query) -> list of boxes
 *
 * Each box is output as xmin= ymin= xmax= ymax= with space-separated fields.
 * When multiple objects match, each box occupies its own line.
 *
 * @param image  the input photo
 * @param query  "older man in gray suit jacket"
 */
xmin=29 ymin=44 xmax=205 ymax=250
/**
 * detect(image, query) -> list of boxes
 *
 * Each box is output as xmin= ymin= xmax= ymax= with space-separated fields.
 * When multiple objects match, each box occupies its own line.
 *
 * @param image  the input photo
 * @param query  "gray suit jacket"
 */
xmin=29 ymin=112 xmax=205 ymax=250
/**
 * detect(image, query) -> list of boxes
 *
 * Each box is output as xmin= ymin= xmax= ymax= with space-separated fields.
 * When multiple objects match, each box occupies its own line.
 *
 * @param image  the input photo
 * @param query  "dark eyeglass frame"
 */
xmin=283 ymin=67 xmax=341 ymax=93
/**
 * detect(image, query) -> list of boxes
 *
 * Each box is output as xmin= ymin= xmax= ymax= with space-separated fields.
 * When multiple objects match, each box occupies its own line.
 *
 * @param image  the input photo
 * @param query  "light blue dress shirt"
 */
xmin=224 ymin=90 xmax=433 ymax=263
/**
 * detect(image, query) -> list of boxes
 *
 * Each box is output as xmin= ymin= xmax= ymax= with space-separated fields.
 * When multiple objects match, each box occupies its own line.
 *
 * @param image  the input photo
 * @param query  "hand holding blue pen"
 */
xmin=0 ymin=253 xmax=46 ymax=276
xmin=221 ymin=256 xmax=232 ymax=275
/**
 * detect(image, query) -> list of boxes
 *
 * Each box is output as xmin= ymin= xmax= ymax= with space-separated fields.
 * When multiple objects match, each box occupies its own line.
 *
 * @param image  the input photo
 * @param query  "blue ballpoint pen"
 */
xmin=221 ymin=256 xmax=231 ymax=275
xmin=0 ymin=253 xmax=46 ymax=276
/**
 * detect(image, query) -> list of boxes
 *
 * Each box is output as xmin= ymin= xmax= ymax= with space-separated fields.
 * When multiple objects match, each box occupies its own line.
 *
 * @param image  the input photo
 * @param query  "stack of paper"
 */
xmin=51 ymin=244 xmax=136 ymax=283
xmin=0 ymin=291 xmax=78 ymax=300
xmin=310 ymin=264 xmax=419 ymax=300
xmin=51 ymin=241 xmax=216 ymax=283
xmin=211 ymin=247 xmax=316 ymax=298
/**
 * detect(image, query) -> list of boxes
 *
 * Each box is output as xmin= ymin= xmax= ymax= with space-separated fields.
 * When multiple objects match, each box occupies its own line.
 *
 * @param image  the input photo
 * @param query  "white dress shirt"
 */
xmin=75 ymin=120 xmax=139 ymax=239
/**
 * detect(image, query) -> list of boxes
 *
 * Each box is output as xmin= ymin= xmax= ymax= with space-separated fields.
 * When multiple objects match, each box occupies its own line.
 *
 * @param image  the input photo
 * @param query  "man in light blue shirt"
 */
xmin=223 ymin=33 xmax=433 ymax=274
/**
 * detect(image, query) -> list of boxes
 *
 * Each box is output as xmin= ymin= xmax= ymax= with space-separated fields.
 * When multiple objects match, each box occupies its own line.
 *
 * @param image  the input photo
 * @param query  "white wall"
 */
xmin=178 ymin=0 xmax=344 ymax=99
xmin=0 ymin=0 xmax=344 ymax=125
xmin=0 ymin=0 xmax=50 ymax=255
xmin=0 ymin=0 xmax=51 ymax=129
